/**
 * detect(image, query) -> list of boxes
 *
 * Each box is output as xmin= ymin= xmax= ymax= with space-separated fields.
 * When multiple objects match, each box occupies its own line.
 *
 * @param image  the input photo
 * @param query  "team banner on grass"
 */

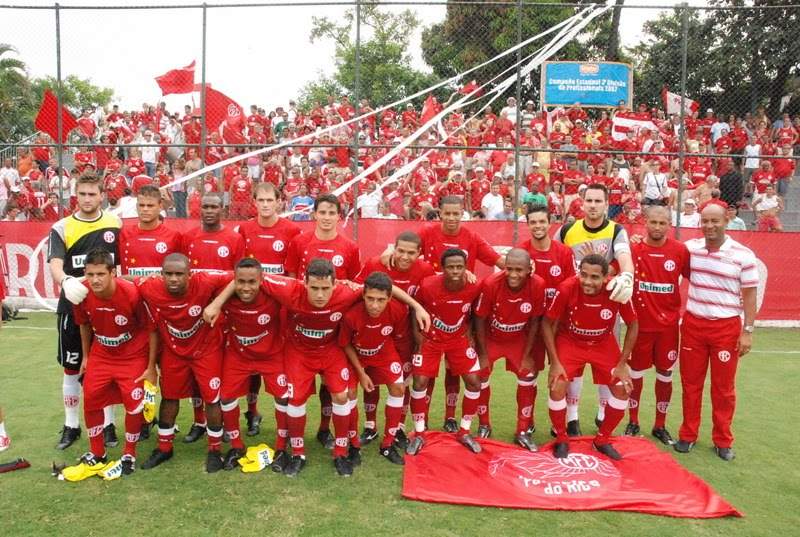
xmin=403 ymin=432 xmax=741 ymax=518
xmin=542 ymin=61 xmax=633 ymax=108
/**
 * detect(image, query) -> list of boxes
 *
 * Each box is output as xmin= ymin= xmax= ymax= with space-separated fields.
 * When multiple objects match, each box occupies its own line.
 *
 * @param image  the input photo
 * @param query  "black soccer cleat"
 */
xmin=553 ymin=441 xmax=570 ymax=459
xmin=443 ymin=418 xmax=458 ymax=433
xmin=206 ymin=450 xmax=224 ymax=473
xmin=594 ymin=415 xmax=603 ymax=429
xmin=56 ymin=426 xmax=81 ymax=450
xmin=567 ymin=419 xmax=582 ymax=437
xmin=593 ymin=441 xmax=623 ymax=461
xmin=141 ymin=448 xmax=173 ymax=470
xmin=271 ymin=450 xmax=289 ymax=473
xmin=651 ymin=427 xmax=675 ymax=445
xmin=347 ymin=446 xmax=362 ymax=467
xmin=714 ymin=446 xmax=735 ymax=462
xmin=514 ymin=432 xmax=538 ymax=452
xmin=223 ymin=447 xmax=246 ymax=471
xmin=458 ymin=433 xmax=482 ymax=454
xmin=334 ymin=456 xmax=353 ymax=477
xmin=120 ymin=454 xmax=135 ymax=476
xmin=283 ymin=455 xmax=307 ymax=477
xmin=245 ymin=411 xmax=262 ymax=437
xmin=379 ymin=445 xmax=405 ymax=465
xmin=359 ymin=428 xmax=379 ymax=446
xmin=624 ymin=422 xmax=641 ymax=436
xmin=393 ymin=429 xmax=409 ymax=451
xmin=406 ymin=435 xmax=425 ymax=456
xmin=673 ymin=439 xmax=695 ymax=454
xmin=183 ymin=424 xmax=207 ymax=444
xmin=139 ymin=421 xmax=153 ymax=441
xmin=316 ymin=429 xmax=334 ymax=450
xmin=104 ymin=424 xmax=119 ymax=448
xmin=477 ymin=425 xmax=492 ymax=439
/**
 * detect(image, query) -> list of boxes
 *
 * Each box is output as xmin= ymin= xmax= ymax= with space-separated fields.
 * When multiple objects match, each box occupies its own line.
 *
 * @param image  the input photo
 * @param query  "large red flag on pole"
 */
xmin=34 ymin=89 xmax=78 ymax=143
xmin=155 ymin=61 xmax=196 ymax=96
xmin=204 ymin=86 xmax=243 ymax=131
xmin=420 ymin=94 xmax=443 ymax=126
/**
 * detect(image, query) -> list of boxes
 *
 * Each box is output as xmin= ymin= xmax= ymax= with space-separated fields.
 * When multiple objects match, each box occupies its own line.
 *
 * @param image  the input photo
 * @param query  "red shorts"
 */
xmin=556 ymin=336 xmax=620 ymax=386
xmin=484 ymin=337 xmax=528 ymax=375
xmin=414 ymin=337 xmax=480 ymax=379
xmin=394 ymin=336 xmax=414 ymax=377
xmin=160 ymin=347 xmax=223 ymax=403
xmin=83 ymin=354 xmax=147 ymax=412
xmin=285 ymin=343 xmax=350 ymax=404
xmin=629 ymin=326 xmax=679 ymax=372
xmin=221 ymin=349 xmax=289 ymax=400
xmin=531 ymin=332 xmax=548 ymax=372
xmin=356 ymin=348 xmax=405 ymax=388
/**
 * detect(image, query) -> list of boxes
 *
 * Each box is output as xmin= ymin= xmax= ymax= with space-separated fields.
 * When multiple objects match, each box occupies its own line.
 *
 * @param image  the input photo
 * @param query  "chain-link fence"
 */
xmin=0 ymin=1 xmax=798 ymax=234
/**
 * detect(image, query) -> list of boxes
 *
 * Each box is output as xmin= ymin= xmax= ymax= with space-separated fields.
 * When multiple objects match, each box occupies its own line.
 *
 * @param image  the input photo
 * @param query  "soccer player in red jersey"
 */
xmin=137 ymin=254 xmax=231 ymax=473
xmin=119 ymin=186 xmax=182 ymax=277
xmin=406 ymin=248 xmax=484 ymax=456
xmin=543 ymin=255 xmax=638 ymax=460
xmin=626 ymin=205 xmax=690 ymax=444
xmin=71 ymin=250 xmax=157 ymax=477
xmin=182 ymin=193 xmax=245 ymax=272
xmin=340 ymin=272 xmax=410 ymax=465
xmin=473 ymin=248 xmax=546 ymax=451
xmin=216 ymin=258 xmax=291 ymax=472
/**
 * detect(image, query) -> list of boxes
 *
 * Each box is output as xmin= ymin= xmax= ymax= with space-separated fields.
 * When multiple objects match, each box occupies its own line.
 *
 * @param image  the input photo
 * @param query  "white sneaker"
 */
xmin=0 ymin=434 xmax=11 ymax=452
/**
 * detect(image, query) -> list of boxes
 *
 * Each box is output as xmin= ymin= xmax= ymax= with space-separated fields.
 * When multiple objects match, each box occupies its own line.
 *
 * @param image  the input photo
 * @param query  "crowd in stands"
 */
xmin=0 ymin=95 xmax=797 ymax=231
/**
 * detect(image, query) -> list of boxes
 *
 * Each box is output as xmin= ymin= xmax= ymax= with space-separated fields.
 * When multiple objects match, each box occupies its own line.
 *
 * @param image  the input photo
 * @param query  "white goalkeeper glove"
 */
xmin=606 ymin=271 xmax=634 ymax=303
xmin=62 ymin=276 xmax=89 ymax=305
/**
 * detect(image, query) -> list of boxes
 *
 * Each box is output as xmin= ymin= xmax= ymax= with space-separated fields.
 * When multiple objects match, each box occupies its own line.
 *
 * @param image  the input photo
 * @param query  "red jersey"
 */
xmin=415 ymin=274 xmax=481 ymax=344
xmin=237 ymin=218 xmax=301 ymax=275
xmin=284 ymin=231 xmax=361 ymax=280
xmin=474 ymin=270 xmax=546 ymax=343
xmin=138 ymin=272 xmax=231 ymax=358
xmin=419 ymin=223 xmax=500 ymax=272
xmin=261 ymin=275 xmax=362 ymax=351
xmin=547 ymin=276 xmax=637 ymax=345
xmin=104 ymin=174 xmax=127 ymax=201
xmin=356 ymin=255 xmax=435 ymax=296
xmin=119 ymin=222 xmax=182 ymax=276
xmin=520 ymin=239 xmax=576 ymax=307
xmin=182 ymin=225 xmax=246 ymax=271
xmin=338 ymin=300 xmax=409 ymax=359
xmin=631 ymin=239 xmax=690 ymax=331
xmin=222 ymin=288 xmax=283 ymax=359
xmin=752 ymin=170 xmax=775 ymax=194
xmin=73 ymin=279 xmax=153 ymax=360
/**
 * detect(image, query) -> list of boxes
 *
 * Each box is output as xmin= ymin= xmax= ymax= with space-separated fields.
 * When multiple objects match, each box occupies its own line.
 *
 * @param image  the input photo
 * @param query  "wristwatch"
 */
xmin=743 ymin=325 xmax=755 ymax=333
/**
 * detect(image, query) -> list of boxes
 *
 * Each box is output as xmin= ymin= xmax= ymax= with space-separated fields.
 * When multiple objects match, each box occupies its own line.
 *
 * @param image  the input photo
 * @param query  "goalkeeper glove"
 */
xmin=239 ymin=443 xmax=275 ymax=473
xmin=62 ymin=276 xmax=89 ymax=305
xmin=143 ymin=380 xmax=159 ymax=423
xmin=606 ymin=271 xmax=634 ymax=303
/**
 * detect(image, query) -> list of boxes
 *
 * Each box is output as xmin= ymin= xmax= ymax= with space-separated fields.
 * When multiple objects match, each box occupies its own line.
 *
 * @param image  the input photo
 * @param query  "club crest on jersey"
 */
xmin=390 ymin=362 xmax=402 ymax=375
xmin=550 ymin=265 xmax=562 ymax=277
xmin=188 ymin=305 xmax=202 ymax=317
xmin=340 ymin=368 xmax=350 ymax=381
xmin=209 ymin=377 xmax=221 ymax=390
xmin=131 ymin=387 xmax=144 ymax=401
xmin=258 ymin=314 xmax=271 ymax=325
xmin=155 ymin=241 xmax=168 ymax=254
xmin=668 ymin=350 xmax=678 ymax=361
xmin=520 ymin=302 xmax=532 ymax=313
xmin=600 ymin=308 xmax=613 ymax=320
xmin=277 ymin=374 xmax=287 ymax=387
xmin=217 ymin=246 xmax=230 ymax=258
xmin=329 ymin=312 xmax=342 ymax=322
xmin=273 ymin=240 xmax=285 ymax=252
xmin=331 ymin=254 xmax=344 ymax=267
xmin=718 ymin=350 xmax=731 ymax=362
xmin=664 ymin=260 xmax=676 ymax=272
xmin=381 ymin=326 xmax=394 ymax=336
xmin=461 ymin=303 xmax=471 ymax=313
xmin=466 ymin=347 xmax=478 ymax=360
xmin=103 ymin=231 xmax=115 ymax=243
xmin=114 ymin=315 xmax=128 ymax=326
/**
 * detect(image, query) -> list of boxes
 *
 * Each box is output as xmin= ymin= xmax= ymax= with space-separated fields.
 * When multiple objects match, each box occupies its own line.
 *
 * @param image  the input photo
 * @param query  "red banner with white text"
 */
xmin=0 ymin=219 xmax=797 ymax=322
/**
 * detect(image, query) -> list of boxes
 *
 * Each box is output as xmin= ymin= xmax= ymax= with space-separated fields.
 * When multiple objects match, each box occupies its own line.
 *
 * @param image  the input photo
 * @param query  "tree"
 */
xmin=0 ymin=43 xmax=34 ymax=141
xmin=31 ymin=75 xmax=114 ymax=114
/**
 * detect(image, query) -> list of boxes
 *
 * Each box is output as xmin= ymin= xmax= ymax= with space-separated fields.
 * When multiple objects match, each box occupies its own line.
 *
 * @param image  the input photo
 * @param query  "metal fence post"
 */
xmin=351 ymin=0 xmax=361 ymax=240
xmin=675 ymin=2 xmax=689 ymax=238
xmin=200 ymin=3 xmax=208 ymax=175
xmin=513 ymin=0 xmax=523 ymax=245
xmin=55 ymin=2 xmax=64 ymax=218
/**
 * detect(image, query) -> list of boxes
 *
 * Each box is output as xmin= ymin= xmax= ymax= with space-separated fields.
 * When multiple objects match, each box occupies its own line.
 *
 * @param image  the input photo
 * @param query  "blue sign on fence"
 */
xmin=541 ymin=61 xmax=633 ymax=108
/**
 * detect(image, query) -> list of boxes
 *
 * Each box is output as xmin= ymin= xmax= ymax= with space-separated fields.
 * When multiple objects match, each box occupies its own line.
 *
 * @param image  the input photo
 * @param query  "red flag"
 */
xmin=205 ymin=87 xmax=243 ymax=131
xmin=34 ymin=89 xmax=78 ymax=144
xmin=459 ymin=80 xmax=483 ymax=97
xmin=661 ymin=86 xmax=700 ymax=116
xmin=155 ymin=61 xmax=195 ymax=96
xmin=420 ymin=95 xmax=442 ymax=125
xmin=403 ymin=433 xmax=741 ymax=518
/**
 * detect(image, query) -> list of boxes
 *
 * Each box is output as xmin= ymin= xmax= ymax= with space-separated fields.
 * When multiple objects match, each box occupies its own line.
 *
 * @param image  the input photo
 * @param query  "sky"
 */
xmin=0 ymin=0 xmax=708 ymax=114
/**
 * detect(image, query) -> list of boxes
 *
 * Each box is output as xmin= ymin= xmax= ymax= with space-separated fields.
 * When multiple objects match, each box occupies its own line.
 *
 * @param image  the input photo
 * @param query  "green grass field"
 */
xmin=0 ymin=312 xmax=798 ymax=536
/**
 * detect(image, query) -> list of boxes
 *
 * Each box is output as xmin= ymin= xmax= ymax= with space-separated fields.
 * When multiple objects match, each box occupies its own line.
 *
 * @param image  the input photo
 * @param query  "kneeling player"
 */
xmin=66 ymin=250 xmax=157 ymax=479
xmin=543 ymin=254 xmax=638 ymax=460
xmin=341 ymin=272 xmax=410 ymax=465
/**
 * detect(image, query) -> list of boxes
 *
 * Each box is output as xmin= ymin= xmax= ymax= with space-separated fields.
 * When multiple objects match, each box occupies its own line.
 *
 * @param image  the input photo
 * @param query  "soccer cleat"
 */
xmin=56 ymin=426 xmax=81 ymax=450
xmin=206 ymin=451 xmax=224 ymax=473
xmin=526 ymin=424 xmax=536 ymax=436
xmin=651 ymin=427 xmax=675 ymax=445
xmin=514 ymin=432 xmax=538 ymax=452
xmin=673 ymin=439 xmax=695 ymax=454
xmin=0 ymin=434 xmax=10 ymax=452
xmin=553 ymin=442 xmax=569 ymax=459
xmin=99 ymin=455 xmax=135 ymax=481
xmin=283 ymin=455 xmax=306 ymax=477
xmin=58 ymin=452 xmax=108 ymax=482
xmin=120 ymin=455 xmax=136 ymax=476
xmin=443 ymin=418 xmax=458 ymax=433
xmin=379 ymin=445 xmax=405 ymax=465
xmin=104 ymin=424 xmax=119 ymax=448
xmin=139 ymin=421 xmax=152 ymax=441
xmin=333 ymin=456 xmax=353 ymax=477
xmin=223 ymin=447 xmax=246 ymax=471
xmin=477 ymin=425 xmax=492 ymax=439
xmin=393 ymin=429 xmax=408 ymax=451
xmin=714 ymin=446 xmax=735 ymax=462
xmin=141 ymin=448 xmax=173 ymax=470
xmin=406 ymin=435 xmax=425 ymax=456
xmin=624 ymin=422 xmax=641 ymax=436
xmin=316 ymin=429 xmax=334 ymax=450
xmin=359 ymin=428 xmax=379 ymax=446
xmin=183 ymin=424 xmax=207 ymax=444
xmin=347 ymin=446 xmax=362 ymax=467
xmin=245 ymin=411 xmax=262 ymax=437
xmin=567 ymin=420 xmax=582 ymax=437
xmin=594 ymin=441 xmax=623 ymax=461
xmin=271 ymin=450 xmax=289 ymax=473
xmin=458 ymin=433 xmax=482 ymax=454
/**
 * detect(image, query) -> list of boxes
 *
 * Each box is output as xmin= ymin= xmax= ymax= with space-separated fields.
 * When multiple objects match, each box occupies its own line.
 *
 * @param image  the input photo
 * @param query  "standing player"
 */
xmin=543 ymin=255 xmax=638 ymax=460
xmin=119 ymin=185 xmax=182 ymax=277
xmin=48 ymin=173 xmax=122 ymax=450
xmin=473 ymin=248 xmax=545 ymax=450
xmin=406 ymin=249 xmax=484 ymax=456
xmin=674 ymin=203 xmax=759 ymax=461
xmin=63 ymin=250 xmax=156 ymax=479
xmin=236 ymin=182 xmax=301 ymax=437
xmin=554 ymin=184 xmax=635 ymax=435
xmin=625 ymin=205 xmax=690 ymax=444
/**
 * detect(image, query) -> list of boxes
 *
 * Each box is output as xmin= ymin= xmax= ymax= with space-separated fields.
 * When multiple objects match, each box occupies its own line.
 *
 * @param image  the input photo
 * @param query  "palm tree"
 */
xmin=0 ymin=43 xmax=32 ymax=141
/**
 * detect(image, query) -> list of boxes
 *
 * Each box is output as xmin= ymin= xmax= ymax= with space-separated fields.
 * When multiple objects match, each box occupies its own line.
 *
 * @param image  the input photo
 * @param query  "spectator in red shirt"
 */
xmin=772 ymin=144 xmax=796 ymax=197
